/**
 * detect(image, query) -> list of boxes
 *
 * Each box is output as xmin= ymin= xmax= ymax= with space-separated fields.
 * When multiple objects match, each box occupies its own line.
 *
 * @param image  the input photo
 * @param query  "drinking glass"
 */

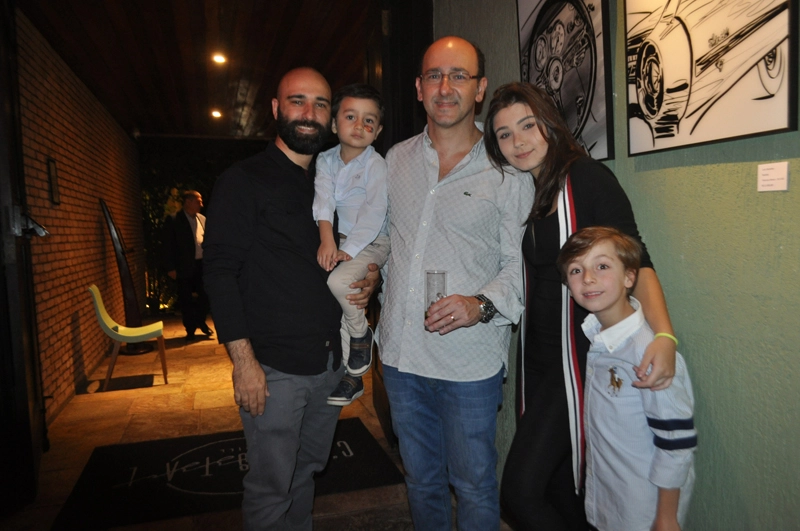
xmin=425 ymin=270 xmax=447 ymax=318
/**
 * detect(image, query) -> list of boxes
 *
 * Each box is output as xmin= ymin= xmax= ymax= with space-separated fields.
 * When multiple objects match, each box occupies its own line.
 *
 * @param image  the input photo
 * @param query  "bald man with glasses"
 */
xmin=377 ymin=36 xmax=534 ymax=529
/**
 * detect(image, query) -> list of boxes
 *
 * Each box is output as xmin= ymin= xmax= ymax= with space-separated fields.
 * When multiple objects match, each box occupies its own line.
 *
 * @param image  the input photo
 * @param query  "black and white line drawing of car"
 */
xmin=626 ymin=0 xmax=790 ymax=139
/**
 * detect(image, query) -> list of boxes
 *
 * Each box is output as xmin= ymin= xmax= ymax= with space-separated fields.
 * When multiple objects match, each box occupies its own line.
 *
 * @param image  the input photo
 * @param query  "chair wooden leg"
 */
xmin=103 ymin=340 xmax=122 ymax=391
xmin=157 ymin=335 xmax=168 ymax=385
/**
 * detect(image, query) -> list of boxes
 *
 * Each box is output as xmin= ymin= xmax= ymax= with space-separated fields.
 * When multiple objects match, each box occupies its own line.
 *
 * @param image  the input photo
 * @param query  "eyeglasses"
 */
xmin=419 ymin=71 xmax=481 ymax=86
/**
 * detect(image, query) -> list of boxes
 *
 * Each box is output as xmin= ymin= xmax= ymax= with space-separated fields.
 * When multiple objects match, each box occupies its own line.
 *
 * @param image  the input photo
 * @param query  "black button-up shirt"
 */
xmin=204 ymin=142 xmax=342 ymax=375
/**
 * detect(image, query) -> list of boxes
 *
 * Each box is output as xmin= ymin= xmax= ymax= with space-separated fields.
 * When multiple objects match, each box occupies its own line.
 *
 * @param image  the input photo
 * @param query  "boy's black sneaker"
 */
xmin=347 ymin=327 xmax=373 ymax=377
xmin=327 ymin=375 xmax=364 ymax=406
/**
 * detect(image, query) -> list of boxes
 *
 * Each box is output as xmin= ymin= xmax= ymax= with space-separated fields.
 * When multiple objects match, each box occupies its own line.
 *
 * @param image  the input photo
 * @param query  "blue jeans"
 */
xmin=383 ymin=365 xmax=504 ymax=531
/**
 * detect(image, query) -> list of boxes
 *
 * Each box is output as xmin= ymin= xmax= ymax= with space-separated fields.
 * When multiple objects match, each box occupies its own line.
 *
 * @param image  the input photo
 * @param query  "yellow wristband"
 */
xmin=654 ymin=332 xmax=678 ymax=347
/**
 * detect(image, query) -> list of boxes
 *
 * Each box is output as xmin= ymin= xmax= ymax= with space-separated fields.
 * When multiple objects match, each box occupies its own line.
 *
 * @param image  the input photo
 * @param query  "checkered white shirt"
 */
xmin=378 ymin=124 xmax=534 ymax=381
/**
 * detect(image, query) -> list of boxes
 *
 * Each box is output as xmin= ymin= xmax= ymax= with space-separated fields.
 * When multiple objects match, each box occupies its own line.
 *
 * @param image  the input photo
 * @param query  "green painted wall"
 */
xmin=435 ymin=1 xmax=800 ymax=528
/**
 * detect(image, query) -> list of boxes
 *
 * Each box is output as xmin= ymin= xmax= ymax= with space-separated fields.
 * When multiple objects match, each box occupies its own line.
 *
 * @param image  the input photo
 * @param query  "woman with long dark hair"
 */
xmin=484 ymin=82 xmax=678 ymax=529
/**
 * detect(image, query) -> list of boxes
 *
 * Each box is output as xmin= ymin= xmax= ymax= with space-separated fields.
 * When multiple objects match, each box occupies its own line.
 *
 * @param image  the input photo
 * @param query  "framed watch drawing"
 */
xmin=517 ymin=0 xmax=615 ymax=160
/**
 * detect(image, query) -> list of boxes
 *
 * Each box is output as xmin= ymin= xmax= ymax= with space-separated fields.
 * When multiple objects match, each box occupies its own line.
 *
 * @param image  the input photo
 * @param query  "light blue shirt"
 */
xmin=582 ymin=298 xmax=697 ymax=530
xmin=312 ymin=144 xmax=388 ymax=258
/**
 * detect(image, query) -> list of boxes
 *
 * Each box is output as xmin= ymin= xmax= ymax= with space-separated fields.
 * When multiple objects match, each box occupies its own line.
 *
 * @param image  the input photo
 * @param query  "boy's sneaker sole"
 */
xmin=327 ymin=375 xmax=364 ymax=406
xmin=326 ymin=387 xmax=364 ymax=406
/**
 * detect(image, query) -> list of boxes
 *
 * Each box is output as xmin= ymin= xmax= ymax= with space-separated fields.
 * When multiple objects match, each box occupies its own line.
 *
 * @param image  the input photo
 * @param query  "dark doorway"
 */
xmin=0 ymin=0 xmax=47 ymax=515
xmin=379 ymin=0 xmax=433 ymax=147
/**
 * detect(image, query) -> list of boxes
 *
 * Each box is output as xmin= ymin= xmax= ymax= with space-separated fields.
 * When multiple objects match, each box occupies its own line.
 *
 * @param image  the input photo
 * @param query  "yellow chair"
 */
xmin=88 ymin=285 xmax=168 ymax=391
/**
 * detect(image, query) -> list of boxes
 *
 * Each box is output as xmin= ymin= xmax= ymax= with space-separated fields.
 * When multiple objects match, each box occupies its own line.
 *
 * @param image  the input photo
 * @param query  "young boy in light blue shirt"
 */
xmin=313 ymin=84 xmax=389 ymax=406
xmin=557 ymin=226 xmax=697 ymax=531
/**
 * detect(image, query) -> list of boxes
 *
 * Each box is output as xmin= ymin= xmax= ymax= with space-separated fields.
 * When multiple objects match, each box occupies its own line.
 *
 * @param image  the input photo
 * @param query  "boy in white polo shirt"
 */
xmin=557 ymin=226 xmax=697 ymax=531
xmin=313 ymin=83 xmax=389 ymax=406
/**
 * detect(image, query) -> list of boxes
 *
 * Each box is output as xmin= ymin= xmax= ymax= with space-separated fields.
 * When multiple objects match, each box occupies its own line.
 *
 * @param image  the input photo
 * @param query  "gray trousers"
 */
xmin=240 ymin=354 xmax=344 ymax=530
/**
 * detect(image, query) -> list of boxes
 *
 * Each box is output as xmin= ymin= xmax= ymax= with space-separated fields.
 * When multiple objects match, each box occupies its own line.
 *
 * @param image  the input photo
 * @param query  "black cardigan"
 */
xmin=566 ymin=157 xmax=653 ymax=269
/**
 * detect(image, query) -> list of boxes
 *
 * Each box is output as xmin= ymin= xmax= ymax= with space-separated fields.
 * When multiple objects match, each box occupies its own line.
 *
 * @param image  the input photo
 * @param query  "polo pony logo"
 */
xmin=608 ymin=367 xmax=623 ymax=396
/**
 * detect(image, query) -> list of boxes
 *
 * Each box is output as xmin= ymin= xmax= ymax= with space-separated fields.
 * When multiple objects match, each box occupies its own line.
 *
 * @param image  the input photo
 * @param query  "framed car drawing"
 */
xmin=625 ymin=0 xmax=797 ymax=155
xmin=517 ymin=0 xmax=614 ymax=160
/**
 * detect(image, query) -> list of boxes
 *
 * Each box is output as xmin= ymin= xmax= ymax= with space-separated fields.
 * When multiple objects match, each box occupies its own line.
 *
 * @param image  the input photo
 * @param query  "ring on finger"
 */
xmin=450 ymin=314 xmax=455 ymax=321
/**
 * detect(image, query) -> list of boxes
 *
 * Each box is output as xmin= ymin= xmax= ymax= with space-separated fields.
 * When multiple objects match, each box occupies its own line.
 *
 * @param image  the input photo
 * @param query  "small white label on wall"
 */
xmin=757 ymin=161 xmax=789 ymax=192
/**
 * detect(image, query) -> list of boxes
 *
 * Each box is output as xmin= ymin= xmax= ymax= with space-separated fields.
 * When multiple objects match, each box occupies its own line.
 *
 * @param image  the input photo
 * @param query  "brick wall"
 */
xmin=15 ymin=11 xmax=145 ymax=421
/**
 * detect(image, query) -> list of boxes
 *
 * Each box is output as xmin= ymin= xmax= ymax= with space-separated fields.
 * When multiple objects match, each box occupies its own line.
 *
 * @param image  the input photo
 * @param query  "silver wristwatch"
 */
xmin=475 ymin=294 xmax=497 ymax=323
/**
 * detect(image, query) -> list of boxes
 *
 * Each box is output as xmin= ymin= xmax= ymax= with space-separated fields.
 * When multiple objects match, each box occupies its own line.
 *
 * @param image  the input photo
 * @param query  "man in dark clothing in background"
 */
xmin=162 ymin=190 xmax=213 ymax=340
xmin=203 ymin=67 xmax=380 ymax=530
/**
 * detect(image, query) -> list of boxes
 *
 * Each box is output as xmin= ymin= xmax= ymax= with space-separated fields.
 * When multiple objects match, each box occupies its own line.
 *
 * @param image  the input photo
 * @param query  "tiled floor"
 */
xmin=2 ymin=315 xmax=512 ymax=530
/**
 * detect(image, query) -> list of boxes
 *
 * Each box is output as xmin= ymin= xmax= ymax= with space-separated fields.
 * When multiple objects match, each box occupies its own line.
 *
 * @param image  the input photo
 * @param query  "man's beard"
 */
xmin=275 ymin=109 xmax=330 ymax=155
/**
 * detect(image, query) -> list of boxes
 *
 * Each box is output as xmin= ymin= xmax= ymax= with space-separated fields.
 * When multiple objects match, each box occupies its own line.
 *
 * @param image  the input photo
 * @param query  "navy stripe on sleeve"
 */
xmin=653 ymin=435 xmax=698 ymax=450
xmin=647 ymin=417 xmax=695 ymax=431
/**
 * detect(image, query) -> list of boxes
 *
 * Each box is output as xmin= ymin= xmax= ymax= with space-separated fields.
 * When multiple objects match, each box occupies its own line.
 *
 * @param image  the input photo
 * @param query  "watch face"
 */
xmin=476 ymin=295 xmax=496 ymax=323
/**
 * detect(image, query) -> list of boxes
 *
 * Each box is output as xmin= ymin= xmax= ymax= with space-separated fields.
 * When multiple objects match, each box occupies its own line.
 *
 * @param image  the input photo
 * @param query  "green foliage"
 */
xmin=142 ymin=185 xmax=180 ymax=314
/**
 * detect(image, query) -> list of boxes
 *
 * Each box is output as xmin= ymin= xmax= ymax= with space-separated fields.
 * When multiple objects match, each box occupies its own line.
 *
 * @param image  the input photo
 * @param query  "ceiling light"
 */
xmin=211 ymin=110 xmax=222 ymax=118
xmin=212 ymin=54 xmax=227 ymax=64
